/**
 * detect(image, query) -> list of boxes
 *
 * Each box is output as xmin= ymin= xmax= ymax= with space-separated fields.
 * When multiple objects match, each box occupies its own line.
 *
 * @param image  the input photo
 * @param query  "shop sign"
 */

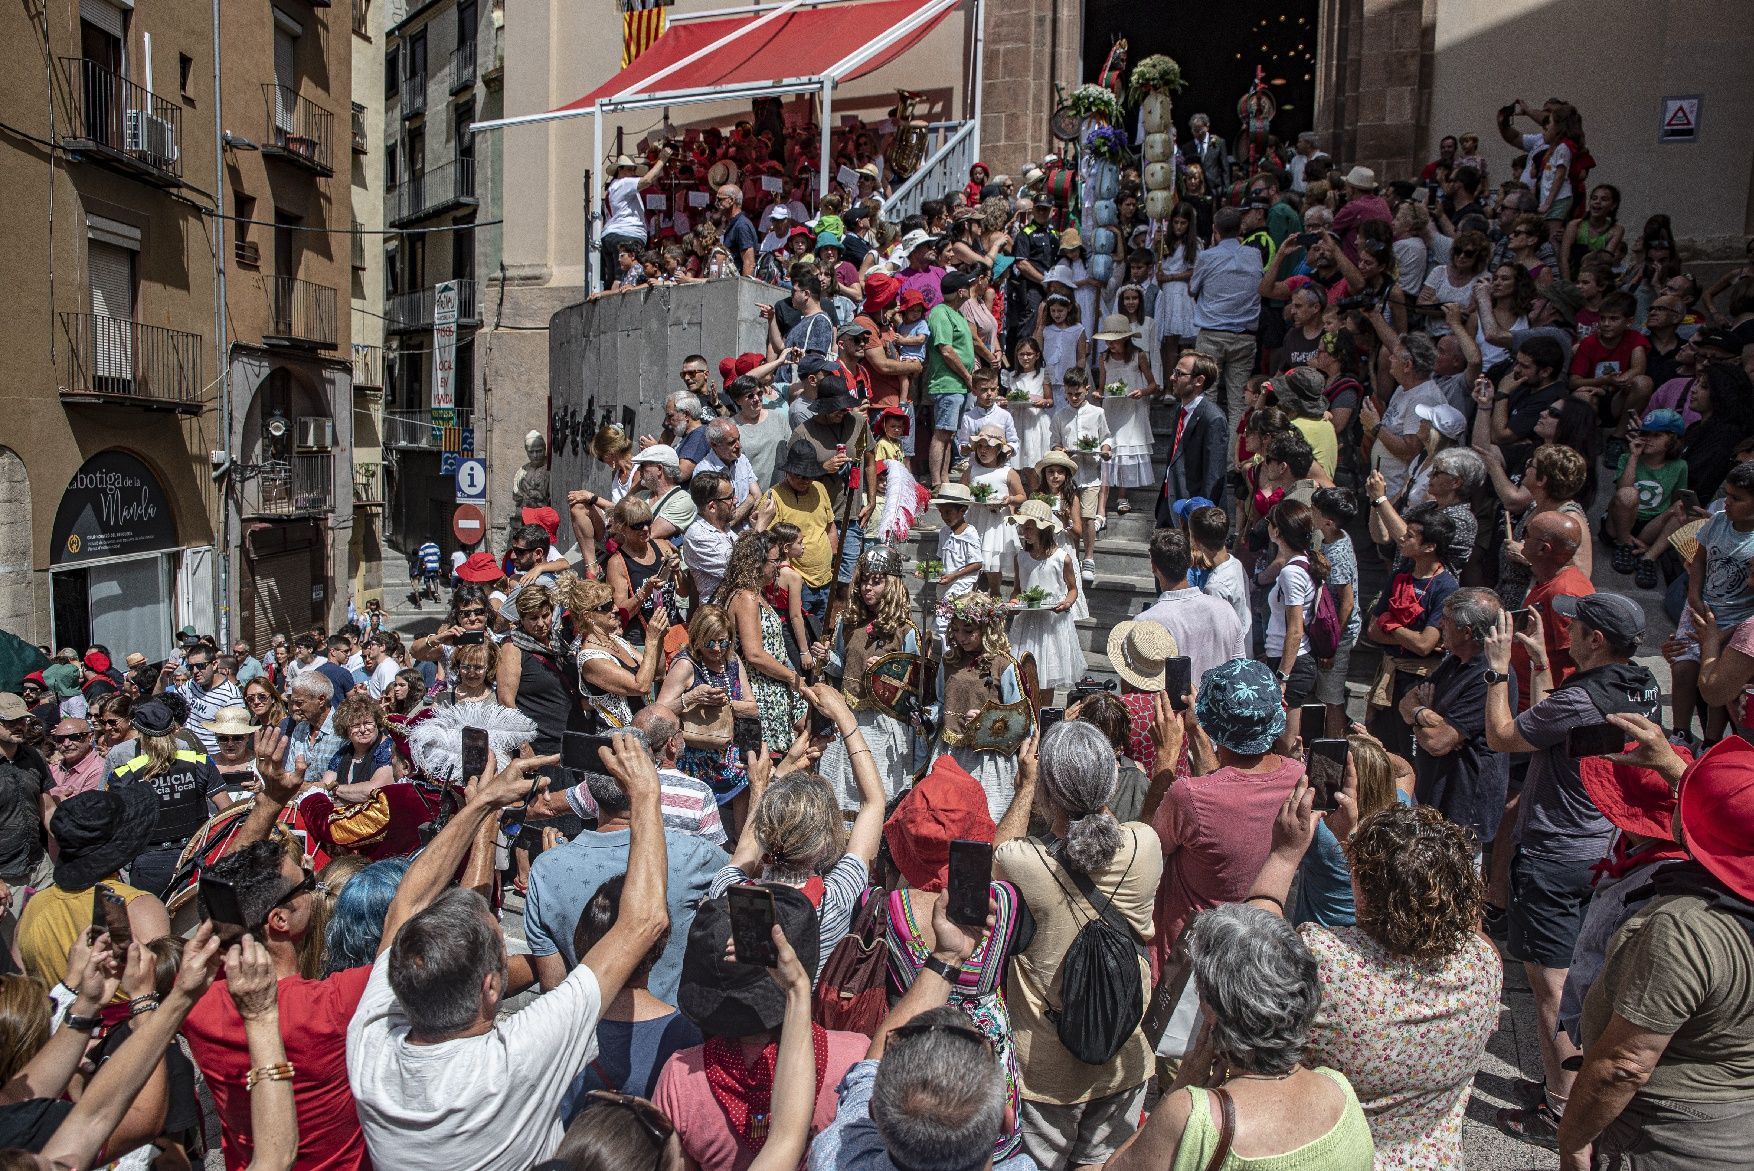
xmin=51 ymin=450 xmax=177 ymax=564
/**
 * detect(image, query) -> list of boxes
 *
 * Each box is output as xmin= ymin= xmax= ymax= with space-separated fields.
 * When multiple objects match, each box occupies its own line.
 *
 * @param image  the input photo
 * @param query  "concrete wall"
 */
xmin=1426 ymin=0 xmax=1754 ymax=249
xmin=979 ymin=0 xmax=1082 ymax=173
xmin=545 ymin=278 xmax=782 ymax=501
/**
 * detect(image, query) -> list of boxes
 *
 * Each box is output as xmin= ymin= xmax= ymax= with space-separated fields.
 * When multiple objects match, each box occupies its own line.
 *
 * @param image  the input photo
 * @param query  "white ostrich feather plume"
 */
xmin=407 ymin=702 xmax=540 ymax=783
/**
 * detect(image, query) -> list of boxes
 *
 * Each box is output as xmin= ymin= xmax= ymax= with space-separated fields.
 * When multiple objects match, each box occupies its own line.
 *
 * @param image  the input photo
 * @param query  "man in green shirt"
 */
xmin=1249 ymin=170 xmax=1303 ymax=247
xmin=925 ymin=270 xmax=977 ymax=487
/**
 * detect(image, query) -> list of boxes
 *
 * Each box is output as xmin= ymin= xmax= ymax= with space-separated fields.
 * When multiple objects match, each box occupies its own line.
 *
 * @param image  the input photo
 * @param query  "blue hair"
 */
xmin=322 ymin=857 xmax=412 ymax=976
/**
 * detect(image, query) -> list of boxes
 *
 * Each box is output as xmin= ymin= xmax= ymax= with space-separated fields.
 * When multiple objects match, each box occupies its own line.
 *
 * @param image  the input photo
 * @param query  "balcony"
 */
xmin=58 ymin=313 xmax=203 ymax=413
xmin=449 ymin=42 xmax=477 ymax=93
xmin=387 ymin=278 xmax=478 ymax=332
xmin=403 ymin=71 xmax=426 ymax=118
xmin=351 ymin=221 xmax=366 ymax=270
xmin=383 ymin=408 xmax=472 ymax=449
xmin=352 ymin=342 xmax=384 ymax=389
xmin=264 ymin=276 xmax=339 ymax=350
xmin=352 ymin=461 xmax=385 ymax=509
xmin=351 ymin=103 xmax=368 ymax=154
xmin=261 ymin=84 xmax=335 ymax=177
xmin=389 ymin=158 xmax=477 ymax=225
xmin=353 ymin=0 xmax=371 ymax=38
xmin=240 ymin=454 xmax=334 ymax=518
xmin=56 ymin=58 xmax=182 ymax=187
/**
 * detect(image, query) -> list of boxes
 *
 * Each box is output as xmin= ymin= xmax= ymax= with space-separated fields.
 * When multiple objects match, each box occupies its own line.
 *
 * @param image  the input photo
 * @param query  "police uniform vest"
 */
xmin=113 ymin=750 xmax=212 ymax=850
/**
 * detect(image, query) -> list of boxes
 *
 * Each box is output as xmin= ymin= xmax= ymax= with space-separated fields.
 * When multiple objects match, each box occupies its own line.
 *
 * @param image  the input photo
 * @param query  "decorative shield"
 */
xmin=957 ymin=698 xmax=1037 ymax=753
xmin=866 ymin=651 xmax=922 ymax=722
xmin=1050 ymin=103 xmax=1081 ymax=143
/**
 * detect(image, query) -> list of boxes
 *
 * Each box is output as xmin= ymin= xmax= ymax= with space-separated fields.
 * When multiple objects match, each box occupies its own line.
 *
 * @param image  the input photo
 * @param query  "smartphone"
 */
xmin=1567 ymin=723 xmax=1627 ymax=758
xmin=1165 ymin=656 xmax=1193 ymax=711
xmin=1295 ymin=231 xmax=1317 ymax=249
xmin=946 ymin=839 xmax=993 ymax=927
xmin=516 ymin=823 xmax=550 ymax=861
xmin=196 ymin=876 xmax=243 ymax=942
xmin=726 ymin=884 xmax=779 ymax=966
xmin=732 ymin=715 xmax=765 ymax=755
xmin=1507 ymin=607 xmax=1533 ymax=623
xmin=562 ymin=730 xmax=618 ymax=774
xmin=1306 ymin=738 xmax=1349 ymax=813
xmin=1038 ymin=706 xmax=1064 ymax=736
xmin=809 ymin=706 xmax=837 ymax=739
xmin=91 ymin=883 xmax=133 ymax=948
xmin=461 ymin=726 xmax=491 ymax=785
xmin=455 ymin=629 xmax=487 ymax=645
xmin=1299 ymin=703 xmax=1327 ymax=737
xmin=1676 ymin=489 xmax=1700 ymax=511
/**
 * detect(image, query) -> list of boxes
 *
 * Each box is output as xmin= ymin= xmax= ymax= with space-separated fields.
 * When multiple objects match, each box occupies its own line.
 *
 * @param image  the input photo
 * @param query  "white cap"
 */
xmin=631 ymin=443 xmax=680 ymax=470
xmin=1414 ymin=402 xmax=1468 ymax=440
xmin=898 ymin=229 xmax=935 ymax=253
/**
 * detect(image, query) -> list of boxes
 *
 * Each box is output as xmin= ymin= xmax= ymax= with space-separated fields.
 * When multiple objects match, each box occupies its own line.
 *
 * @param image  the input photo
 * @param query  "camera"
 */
xmin=1068 ymin=676 xmax=1117 ymax=706
xmin=1334 ymin=294 xmax=1376 ymax=312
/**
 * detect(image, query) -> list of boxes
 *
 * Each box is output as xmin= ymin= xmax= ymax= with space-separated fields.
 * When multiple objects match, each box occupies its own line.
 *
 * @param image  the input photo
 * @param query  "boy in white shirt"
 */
xmin=927 ymin=483 xmax=986 ymax=648
xmin=1052 ymin=368 xmax=1111 ymax=582
xmin=955 ymin=369 xmax=1021 ymax=453
xmin=1189 ymin=504 xmax=1252 ymax=643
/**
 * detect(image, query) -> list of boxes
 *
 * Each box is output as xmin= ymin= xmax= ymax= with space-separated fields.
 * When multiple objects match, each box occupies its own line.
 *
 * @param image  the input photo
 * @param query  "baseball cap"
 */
xmin=836 ymin=321 xmax=872 ymax=340
xmin=0 ymin=693 xmax=28 ymax=721
xmin=940 ymin=270 xmax=975 ymax=295
xmin=1694 ymin=326 xmax=1741 ymax=355
xmin=798 ymin=354 xmax=839 ymax=377
xmin=1551 ymin=593 xmax=1646 ymax=645
xmin=1414 ymin=402 xmax=1468 ymax=440
xmin=1172 ymin=496 xmax=1216 ymax=521
xmin=898 ymin=229 xmax=935 ymax=254
xmin=631 ymin=443 xmax=680 ymax=471
xmin=1639 ymin=408 xmax=1686 ymax=436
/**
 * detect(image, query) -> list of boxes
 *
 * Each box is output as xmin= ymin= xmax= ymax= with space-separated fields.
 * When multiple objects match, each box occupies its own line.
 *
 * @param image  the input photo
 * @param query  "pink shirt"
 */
xmin=652 ymin=1031 xmax=867 ymax=1171
xmin=48 ymin=751 xmax=103 ymax=799
xmin=1150 ymin=754 xmax=1306 ymax=979
xmin=1647 ymin=376 xmax=1702 ymax=429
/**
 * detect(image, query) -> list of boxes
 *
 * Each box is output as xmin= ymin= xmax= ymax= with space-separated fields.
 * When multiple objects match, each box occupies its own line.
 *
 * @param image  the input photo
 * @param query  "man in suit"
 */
xmin=1156 ymin=350 xmax=1230 ymax=526
xmin=1182 ymin=113 xmax=1229 ymax=195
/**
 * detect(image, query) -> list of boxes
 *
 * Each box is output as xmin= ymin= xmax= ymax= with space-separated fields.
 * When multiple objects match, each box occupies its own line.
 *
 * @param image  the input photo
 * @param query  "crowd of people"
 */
xmin=0 ymin=89 xmax=1752 ymax=1171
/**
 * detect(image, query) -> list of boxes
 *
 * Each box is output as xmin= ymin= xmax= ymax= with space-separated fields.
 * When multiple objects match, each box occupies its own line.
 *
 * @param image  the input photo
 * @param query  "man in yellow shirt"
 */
xmin=764 ymin=441 xmax=839 ymax=628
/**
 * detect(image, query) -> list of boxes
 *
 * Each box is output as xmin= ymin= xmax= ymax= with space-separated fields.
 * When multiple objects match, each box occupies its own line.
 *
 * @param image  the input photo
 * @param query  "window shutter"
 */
xmin=89 ymin=240 xmax=135 ymax=382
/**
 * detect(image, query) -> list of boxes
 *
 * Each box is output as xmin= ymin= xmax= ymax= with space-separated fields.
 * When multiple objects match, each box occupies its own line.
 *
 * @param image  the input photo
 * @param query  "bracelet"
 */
xmin=246 ymin=1063 xmax=296 ymax=1090
xmin=128 ymin=994 xmax=161 ymax=1012
xmin=921 ymin=955 xmax=958 ymax=982
xmin=64 ymin=1012 xmax=103 ymax=1033
xmin=128 ymin=999 xmax=160 ymax=1018
xmin=1244 ymin=893 xmax=1285 ymax=912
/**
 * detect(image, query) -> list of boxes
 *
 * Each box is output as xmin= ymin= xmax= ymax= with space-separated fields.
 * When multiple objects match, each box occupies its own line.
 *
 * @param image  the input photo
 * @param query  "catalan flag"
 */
xmin=622 ymin=0 xmax=669 ymax=68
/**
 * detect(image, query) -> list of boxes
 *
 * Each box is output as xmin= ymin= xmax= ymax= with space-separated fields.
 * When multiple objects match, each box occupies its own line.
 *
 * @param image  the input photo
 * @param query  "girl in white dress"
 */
xmin=1155 ymin=204 xmax=1200 ymax=350
xmin=1094 ymin=314 xmax=1160 ymax=515
xmin=1032 ymin=452 xmax=1088 ymax=615
xmin=1005 ymin=337 xmax=1055 ymax=469
xmin=1115 ymin=284 xmax=1163 ymax=385
xmin=1005 ymin=500 xmax=1087 ymax=695
xmin=960 ymin=424 xmax=1025 ymax=597
xmin=1036 ymin=292 xmax=1087 ymax=408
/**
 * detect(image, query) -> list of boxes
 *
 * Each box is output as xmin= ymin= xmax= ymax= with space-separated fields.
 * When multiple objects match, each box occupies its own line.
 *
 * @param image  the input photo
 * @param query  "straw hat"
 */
xmin=970 ymin=424 xmax=1015 ymax=458
xmin=1059 ymin=227 xmax=1084 ymax=250
xmin=1106 ymin=621 xmax=1179 ymax=692
xmin=1034 ymin=451 xmax=1078 ymax=478
xmin=706 ymin=159 xmax=740 ymax=188
xmin=1093 ymin=313 xmax=1140 ymax=342
xmin=1342 ymin=165 xmax=1379 ymax=190
xmin=610 ymin=154 xmax=639 ymax=170
xmin=203 ymin=705 xmax=260 ymax=737
xmin=1007 ymin=498 xmax=1063 ymax=535
xmin=930 ymin=482 xmax=975 ymax=506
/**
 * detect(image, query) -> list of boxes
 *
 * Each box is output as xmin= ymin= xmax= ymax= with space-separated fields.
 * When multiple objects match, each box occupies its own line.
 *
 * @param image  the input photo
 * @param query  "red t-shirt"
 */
xmin=1570 ymin=330 xmax=1648 ymax=381
xmin=854 ymin=314 xmax=905 ymax=410
xmin=1513 ymin=566 xmax=1594 ymax=711
xmin=183 ymin=966 xmax=375 ymax=1171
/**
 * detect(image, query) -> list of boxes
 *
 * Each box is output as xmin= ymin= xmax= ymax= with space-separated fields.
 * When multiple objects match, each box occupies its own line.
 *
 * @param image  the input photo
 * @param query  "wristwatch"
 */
xmin=1372 ymin=496 xmax=1389 ymax=508
xmin=1483 ymin=669 xmax=1511 ymax=684
xmin=921 ymin=955 xmax=958 ymax=983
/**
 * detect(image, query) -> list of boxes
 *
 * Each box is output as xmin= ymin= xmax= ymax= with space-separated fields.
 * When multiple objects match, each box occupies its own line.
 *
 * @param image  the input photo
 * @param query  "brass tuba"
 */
xmin=889 ymin=89 xmax=928 ymax=178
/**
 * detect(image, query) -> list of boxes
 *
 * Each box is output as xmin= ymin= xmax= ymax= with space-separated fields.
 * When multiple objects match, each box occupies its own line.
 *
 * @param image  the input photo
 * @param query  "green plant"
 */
xmin=1067 ymin=84 xmax=1124 ymax=125
xmin=969 ymin=482 xmax=996 ymax=502
xmin=1127 ymin=55 xmax=1186 ymax=104
xmin=1031 ymin=492 xmax=1057 ymax=506
xmin=1006 ymin=388 xmax=1031 ymax=403
xmin=1076 ymin=435 xmax=1100 ymax=451
xmin=1019 ymin=586 xmax=1049 ymax=609
xmin=919 ymin=558 xmax=944 ymax=579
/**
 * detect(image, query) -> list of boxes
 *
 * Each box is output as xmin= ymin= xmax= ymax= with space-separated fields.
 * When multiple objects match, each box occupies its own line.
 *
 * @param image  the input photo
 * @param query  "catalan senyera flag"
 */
xmin=622 ymin=0 xmax=670 ymax=67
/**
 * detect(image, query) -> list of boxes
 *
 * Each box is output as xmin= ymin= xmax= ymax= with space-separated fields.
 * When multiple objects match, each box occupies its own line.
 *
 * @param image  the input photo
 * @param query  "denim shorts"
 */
xmin=932 ymin=391 xmax=967 ymax=432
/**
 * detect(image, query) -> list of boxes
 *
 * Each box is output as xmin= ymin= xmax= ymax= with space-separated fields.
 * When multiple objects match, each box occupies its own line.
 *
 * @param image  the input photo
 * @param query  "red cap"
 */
xmin=883 ymin=754 xmax=995 ymax=892
xmin=896 ymin=288 xmax=927 ymax=312
xmin=735 ymin=351 xmax=764 ymax=377
xmin=1679 ymin=735 xmax=1754 ymax=901
xmin=787 ymin=224 xmax=816 ymax=242
xmin=862 ymin=272 xmax=899 ymax=316
xmin=83 ymin=651 xmax=111 ymax=674
xmin=456 ymin=552 xmax=503 ymax=583
xmin=520 ymin=506 xmax=561 ymax=542
xmin=1580 ymin=743 xmax=1694 ymax=840
xmin=23 ymin=671 xmax=45 ymax=687
xmin=876 ymin=404 xmax=910 ymax=436
xmin=718 ymin=356 xmax=739 ymax=385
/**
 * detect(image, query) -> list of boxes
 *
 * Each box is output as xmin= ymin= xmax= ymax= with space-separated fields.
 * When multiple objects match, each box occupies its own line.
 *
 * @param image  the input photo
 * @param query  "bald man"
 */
xmin=1517 ymin=511 xmax=1594 ymax=694
xmin=47 ymin=718 xmax=102 ymax=799
xmin=531 ymin=703 xmax=726 ymax=847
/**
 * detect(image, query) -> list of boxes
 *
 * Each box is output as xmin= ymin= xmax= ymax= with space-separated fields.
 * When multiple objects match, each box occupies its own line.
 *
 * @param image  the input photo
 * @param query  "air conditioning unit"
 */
xmin=123 ymin=111 xmax=178 ymax=164
xmin=295 ymin=417 xmax=335 ymax=450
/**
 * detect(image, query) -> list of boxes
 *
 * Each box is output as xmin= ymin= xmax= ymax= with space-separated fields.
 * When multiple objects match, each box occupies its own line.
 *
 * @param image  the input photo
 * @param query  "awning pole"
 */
xmin=590 ymin=104 xmax=605 ymax=295
xmin=818 ymin=79 xmax=833 ymax=202
xmin=969 ymin=0 xmax=984 ymax=154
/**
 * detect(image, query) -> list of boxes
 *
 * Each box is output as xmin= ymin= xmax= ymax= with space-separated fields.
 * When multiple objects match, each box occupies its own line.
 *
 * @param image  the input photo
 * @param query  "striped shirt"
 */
xmin=564 ymin=767 xmax=726 ymax=847
xmin=182 ymin=679 xmax=243 ymax=755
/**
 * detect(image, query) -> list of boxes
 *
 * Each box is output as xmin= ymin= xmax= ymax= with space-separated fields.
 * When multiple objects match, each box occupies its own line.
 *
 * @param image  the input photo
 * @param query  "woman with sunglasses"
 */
xmin=205 ymin=706 xmax=264 ymax=811
xmin=1417 ymin=228 xmax=1490 ymax=336
xmin=605 ymin=496 xmax=677 ymax=649
xmin=412 ymin=584 xmax=495 ymax=667
xmin=1330 ymin=229 xmax=1409 ymax=335
xmin=564 ymin=577 xmax=670 ymax=733
xmin=656 ymin=604 xmax=758 ymax=812
xmin=90 ymin=693 xmax=134 ymax=754
xmin=241 ymin=678 xmax=286 ymax=732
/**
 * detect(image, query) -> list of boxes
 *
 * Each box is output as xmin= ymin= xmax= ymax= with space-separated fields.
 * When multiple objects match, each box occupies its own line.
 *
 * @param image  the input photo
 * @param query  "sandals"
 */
xmin=1116 ymin=499 xmax=1133 ymax=515
xmin=1612 ymin=543 xmax=1640 ymax=575
xmin=1495 ymin=1102 xmax=1561 ymax=1150
xmin=1635 ymin=559 xmax=1660 ymax=589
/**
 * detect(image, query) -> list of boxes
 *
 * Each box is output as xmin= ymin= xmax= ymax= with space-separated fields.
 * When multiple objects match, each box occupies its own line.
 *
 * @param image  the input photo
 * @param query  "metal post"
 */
xmin=969 ymin=0 xmax=985 ymax=156
xmin=817 ymin=78 xmax=833 ymax=201
xmin=211 ymin=0 xmax=232 ymax=645
xmin=590 ymin=103 xmax=605 ymax=295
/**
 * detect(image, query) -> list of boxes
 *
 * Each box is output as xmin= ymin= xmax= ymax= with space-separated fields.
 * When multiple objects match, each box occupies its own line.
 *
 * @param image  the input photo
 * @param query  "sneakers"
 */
xmin=1081 ymin=558 xmax=1096 ymax=585
xmin=1635 ymin=559 xmax=1659 ymax=589
xmin=1116 ymin=499 xmax=1132 ymax=515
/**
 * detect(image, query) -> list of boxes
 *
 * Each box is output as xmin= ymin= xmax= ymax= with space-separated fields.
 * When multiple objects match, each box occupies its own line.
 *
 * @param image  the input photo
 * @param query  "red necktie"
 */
xmin=1172 ymin=406 xmax=1190 ymax=457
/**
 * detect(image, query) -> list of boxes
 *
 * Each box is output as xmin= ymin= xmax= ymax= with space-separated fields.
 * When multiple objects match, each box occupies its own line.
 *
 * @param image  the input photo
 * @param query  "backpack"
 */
xmin=1040 ymin=837 xmax=1146 ymax=1066
xmin=1289 ymin=557 xmax=1343 ymax=659
xmin=813 ymin=886 xmax=889 ymax=1035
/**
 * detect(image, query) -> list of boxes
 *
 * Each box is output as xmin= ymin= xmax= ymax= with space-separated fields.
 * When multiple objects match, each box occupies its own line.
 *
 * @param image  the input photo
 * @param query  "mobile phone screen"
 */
xmin=727 ymin=885 xmax=779 ymax=966
xmin=1567 ymin=723 xmax=1626 ymax=758
xmin=946 ymin=839 xmax=993 ymax=927
xmin=1165 ymin=657 xmax=1193 ymax=711
xmin=461 ymin=727 xmax=491 ymax=785
xmin=733 ymin=715 xmax=765 ymax=755
xmin=196 ymin=876 xmax=243 ymax=941
xmin=1299 ymin=703 xmax=1327 ymax=737
xmin=1038 ymin=706 xmax=1064 ymax=736
xmin=1306 ymin=739 xmax=1349 ymax=813
xmin=562 ymin=730 xmax=618 ymax=774
xmin=809 ymin=706 xmax=836 ymax=739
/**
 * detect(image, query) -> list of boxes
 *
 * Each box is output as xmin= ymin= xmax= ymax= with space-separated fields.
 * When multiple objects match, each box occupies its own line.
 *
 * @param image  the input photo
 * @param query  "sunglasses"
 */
xmin=245 ymin=693 xmax=273 ymax=704
xmin=1453 ymin=248 xmax=1483 ymax=259
xmin=701 ymin=638 xmax=732 ymax=650
xmin=258 ymin=870 xmax=318 ymax=928
xmin=51 ymin=733 xmax=89 ymax=744
xmin=583 ymin=1092 xmax=673 ymax=1166
xmin=458 ymin=608 xmax=487 ymax=618
xmin=216 ymin=734 xmax=253 ymax=744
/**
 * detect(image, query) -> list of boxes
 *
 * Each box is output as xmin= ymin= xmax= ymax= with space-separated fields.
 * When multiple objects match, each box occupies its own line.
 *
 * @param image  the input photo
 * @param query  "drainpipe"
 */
xmin=211 ymin=0 xmax=232 ymax=644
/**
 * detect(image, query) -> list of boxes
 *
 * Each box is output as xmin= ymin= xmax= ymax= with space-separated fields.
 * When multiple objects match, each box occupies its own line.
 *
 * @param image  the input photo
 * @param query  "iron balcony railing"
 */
xmin=353 ymin=460 xmax=386 ymax=507
xmin=351 ymin=103 xmax=368 ymax=153
xmin=387 ymin=278 xmax=478 ymax=332
xmin=57 ymin=57 xmax=183 ymax=183
xmin=382 ymin=407 xmax=473 ymax=448
xmin=351 ymin=221 xmax=366 ymax=269
xmin=403 ymin=70 xmax=426 ymax=117
xmin=352 ymin=342 xmax=384 ymax=388
xmin=59 ymin=312 xmax=203 ymax=410
xmin=240 ymin=454 xmax=334 ymax=517
xmin=265 ymin=276 xmax=339 ymax=348
xmin=262 ymin=84 xmax=335 ymax=176
xmin=390 ymin=157 xmax=477 ymax=225
xmin=449 ymin=42 xmax=477 ymax=92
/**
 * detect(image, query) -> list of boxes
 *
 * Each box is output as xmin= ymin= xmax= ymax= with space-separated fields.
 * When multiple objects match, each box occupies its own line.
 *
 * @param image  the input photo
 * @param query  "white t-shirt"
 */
xmin=1516 ymin=131 xmax=1545 ymax=189
xmin=1374 ymin=379 xmax=1448 ymax=498
xmin=1265 ymin=560 xmax=1316 ymax=659
xmin=1202 ymin=556 xmax=1253 ymax=641
xmin=603 ymin=175 xmax=648 ymax=241
xmin=1420 ymin=266 xmax=1479 ymax=336
xmin=366 ymin=657 xmax=401 ymax=700
xmin=348 ymin=952 xmax=604 ymax=1170
xmin=1538 ymin=141 xmax=1571 ymax=208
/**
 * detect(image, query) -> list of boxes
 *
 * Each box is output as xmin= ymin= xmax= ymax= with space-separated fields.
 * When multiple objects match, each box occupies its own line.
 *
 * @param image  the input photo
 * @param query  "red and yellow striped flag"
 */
xmin=622 ymin=4 xmax=668 ymax=67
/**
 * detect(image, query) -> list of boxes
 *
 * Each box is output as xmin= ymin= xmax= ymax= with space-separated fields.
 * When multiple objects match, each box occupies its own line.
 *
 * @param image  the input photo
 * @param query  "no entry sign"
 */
xmin=452 ymin=503 xmax=487 ymax=546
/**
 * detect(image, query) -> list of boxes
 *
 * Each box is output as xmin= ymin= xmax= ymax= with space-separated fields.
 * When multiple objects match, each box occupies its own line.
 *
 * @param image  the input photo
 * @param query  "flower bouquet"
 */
xmin=1006 ymin=387 xmax=1031 ymax=403
xmin=1104 ymin=381 xmax=1131 ymax=397
xmin=918 ymin=558 xmax=944 ymax=581
xmin=1127 ymin=55 xmax=1187 ymax=103
xmin=1019 ymin=586 xmax=1050 ymax=610
xmin=969 ymin=483 xmax=997 ymax=503
xmin=1075 ymin=435 xmax=1100 ymax=452
xmin=1084 ymin=125 xmax=1132 ymax=166
xmin=1067 ymin=83 xmax=1124 ymax=126
xmin=1031 ymin=492 xmax=1058 ymax=507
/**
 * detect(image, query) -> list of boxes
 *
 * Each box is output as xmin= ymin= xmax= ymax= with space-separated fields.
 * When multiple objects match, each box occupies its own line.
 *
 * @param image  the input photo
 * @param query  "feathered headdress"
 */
xmin=407 ymin=702 xmax=541 ymax=784
xmin=875 ymin=458 xmax=928 ymax=543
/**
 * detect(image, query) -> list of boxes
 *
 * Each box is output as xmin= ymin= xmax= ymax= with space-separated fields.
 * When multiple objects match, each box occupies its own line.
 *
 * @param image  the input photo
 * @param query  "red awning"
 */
xmin=551 ymin=0 xmax=957 ymax=113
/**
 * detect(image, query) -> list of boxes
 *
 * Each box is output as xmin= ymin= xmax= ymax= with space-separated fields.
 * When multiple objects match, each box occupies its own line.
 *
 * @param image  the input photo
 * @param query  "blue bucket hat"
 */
xmin=1194 ymin=658 xmax=1286 ymax=755
xmin=1172 ymin=496 xmax=1216 ymax=522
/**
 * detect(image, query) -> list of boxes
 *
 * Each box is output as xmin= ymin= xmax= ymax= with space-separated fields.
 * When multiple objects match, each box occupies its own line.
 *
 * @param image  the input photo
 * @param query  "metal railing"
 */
xmin=387 ymin=278 xmax=478 ymax=331
xmin=390 ymin=157 xmax=477 ymax=224
xmin=382 ymin=407 xmax=473 ymax=448
xmin=352 ymin=342 xmax=384 ymax=388
xmin=265 ymin=276 xmax=339 ymax=348
xmin=240 ymin=454 xmax=334 ymax=517
xmin=262 ymin=84 xmax=335 ymax=175
xmin=449 ymin=41 xmax=477 ymax=92
xmin=881 ymin=121 xmax=977 ymax=224
xmin=59 ymin=312 xmax=203 ymax=408
xmin=352 ymin=461 xmax=385 ymax=506
xmin=351 ymin=220 xmax=366 ymax=269
xmin=403 ymin=70 xmax=426 ymax=117
xmin=351 ymin=103 xmax=368 ymax=153
xmin=57 ymin=58 xmax=182 ymax=180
